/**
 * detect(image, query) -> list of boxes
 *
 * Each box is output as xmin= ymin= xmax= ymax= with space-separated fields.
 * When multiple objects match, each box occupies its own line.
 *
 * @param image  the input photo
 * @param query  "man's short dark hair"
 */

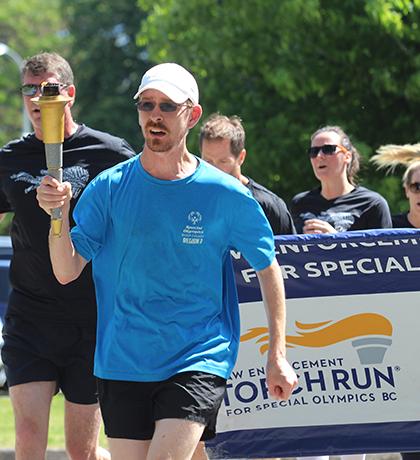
xmin=199 ymin=114 xmax=245 ymax=157
xmin=21 ymin=52 xmax=74 ymax=86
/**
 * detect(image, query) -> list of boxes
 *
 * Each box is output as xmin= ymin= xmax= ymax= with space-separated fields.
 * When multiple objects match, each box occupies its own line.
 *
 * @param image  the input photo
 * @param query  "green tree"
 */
xmin=0 ymin=0 xmax=69 ymax=147
xmin=0 ymin=0 xmax=149 ymax=234
xmin=139 ymin=0 xmax=420 ymax=212
xmin=63 ymin=0 xmax=150 ymax=150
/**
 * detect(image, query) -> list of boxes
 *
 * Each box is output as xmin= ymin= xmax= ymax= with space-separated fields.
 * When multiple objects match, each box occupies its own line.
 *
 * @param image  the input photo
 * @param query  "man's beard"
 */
xmin=145 ymin=137 xmax=173 ymax=152
xmin=143 ymin=120 xmax=173 ymax=152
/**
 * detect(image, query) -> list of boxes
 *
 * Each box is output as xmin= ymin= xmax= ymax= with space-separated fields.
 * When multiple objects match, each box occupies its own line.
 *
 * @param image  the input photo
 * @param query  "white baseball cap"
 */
xmin=133 ymin=63 xmax=199 ymax=104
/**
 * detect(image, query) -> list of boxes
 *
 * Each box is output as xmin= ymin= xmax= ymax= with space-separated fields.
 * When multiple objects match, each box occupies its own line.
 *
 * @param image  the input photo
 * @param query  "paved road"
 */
xmin=0 ymin=452 xmax=403 ymax=460
xmin=0 ymin=450 xmax=67 ymax=460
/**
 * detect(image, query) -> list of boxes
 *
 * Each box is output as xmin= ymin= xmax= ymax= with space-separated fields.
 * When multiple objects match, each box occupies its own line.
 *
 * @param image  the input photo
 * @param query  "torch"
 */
xmin=32 ymin=83 xmax=71 ymax=236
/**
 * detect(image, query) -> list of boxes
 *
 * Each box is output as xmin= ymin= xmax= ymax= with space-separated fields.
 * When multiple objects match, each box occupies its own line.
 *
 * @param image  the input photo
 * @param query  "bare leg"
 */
xmin=147 ymin=418 xmax=205 ymax=460
xmin=108 ymin=438 xmax=150 ymax=460
xmin=108 ymin=418 xmax=205 ymax=460
xmin=192 ymin=441 xmax=209 ymax=460
xmin=65 ymin=399 xmax=110 ymax=460
xmin=9 ymin=381 xmax=56 ymax=460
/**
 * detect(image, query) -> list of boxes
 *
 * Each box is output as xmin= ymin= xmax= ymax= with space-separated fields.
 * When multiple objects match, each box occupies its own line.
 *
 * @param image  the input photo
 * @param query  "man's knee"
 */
xmin=66 ymin=434 xmax=110 ymax=460
xmin=15 ymin=417 xmax=45 ymax=443
xmin=14 ymin=415 xmax=48 ymax=452
xmin=66 ymin=441 xmax=102 ymax=460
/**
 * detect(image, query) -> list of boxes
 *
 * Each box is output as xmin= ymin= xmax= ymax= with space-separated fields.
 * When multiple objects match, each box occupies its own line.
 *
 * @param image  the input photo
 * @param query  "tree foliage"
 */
xmin=0 ymin=0 xmax=149 ymax=234
xmin=62 ymin=0 xmax=150 ymax=150
xmin=139 ymin=0 xmax=420 ymax=211
xmin=0 ymin=0 xmax=68 ymax=147
xmin=0 ymin=0 xmax=150 ymax=151
xmin=0 ymin=0 xmax=419 ymax=216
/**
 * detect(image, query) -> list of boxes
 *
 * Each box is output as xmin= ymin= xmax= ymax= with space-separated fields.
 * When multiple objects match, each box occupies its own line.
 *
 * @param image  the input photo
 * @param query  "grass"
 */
xmin=0 ymin=391 xmax=107 ymax=449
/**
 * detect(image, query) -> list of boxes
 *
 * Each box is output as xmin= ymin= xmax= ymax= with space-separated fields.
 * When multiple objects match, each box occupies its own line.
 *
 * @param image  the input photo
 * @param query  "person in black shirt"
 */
xmin=291 ymin=125 xmax=392 ymax=234
xmin=0 ymin=52 xmax=134 ymax=460
xmin=292 ymin=127 xmax=392 ymax=460
xmin=199 ymin=113 xmax=295 ymax=235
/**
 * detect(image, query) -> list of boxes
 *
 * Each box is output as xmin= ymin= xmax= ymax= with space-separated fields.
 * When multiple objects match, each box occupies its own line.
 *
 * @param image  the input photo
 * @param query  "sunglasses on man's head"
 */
xmin=136 ymin=100 xmax=191 ymax=113
xmin=408 ymin=182 xmax=420 ymax=193
xmin=307 ymin=144 xmax=347 ymax=158
xmin=21 ymin=83 xmax=68 ymax=97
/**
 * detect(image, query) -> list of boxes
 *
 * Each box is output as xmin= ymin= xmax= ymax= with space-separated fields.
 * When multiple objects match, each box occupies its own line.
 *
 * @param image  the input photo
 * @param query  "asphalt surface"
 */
xmin=0 ymin=452 xmax=402 ymax=459
xmin=0 ymin=450 xmax=67 ymax=459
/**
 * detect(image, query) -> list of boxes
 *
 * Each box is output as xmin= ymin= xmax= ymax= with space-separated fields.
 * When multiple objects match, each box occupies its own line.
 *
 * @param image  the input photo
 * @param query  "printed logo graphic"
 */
xmin=11 ymin=166 xmax=89 ymax=198
xmin=241 ymin=313 xmax=393 ymax=364
xmin=182 ymin=211 xmax=204 ymax=244
xmin=299 ymin=211 xmax=359 ymax=232
xmin=188 ymin=211 xmax=202 ymax=225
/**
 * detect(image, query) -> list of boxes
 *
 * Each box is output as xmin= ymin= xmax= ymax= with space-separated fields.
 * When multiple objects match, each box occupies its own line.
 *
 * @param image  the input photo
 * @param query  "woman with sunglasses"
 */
xmin=291 ymin=125 xmax=392 ymax=234
xmin=371 ymin=143 xmax=420 ymax=231
xmin=392 ymin=162 xmax=420 ymax=228
xmin=292 ymin=128 xmax=392 ymax=460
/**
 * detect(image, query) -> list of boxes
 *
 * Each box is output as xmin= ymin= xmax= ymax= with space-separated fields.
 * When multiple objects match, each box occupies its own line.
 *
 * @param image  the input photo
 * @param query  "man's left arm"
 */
xmin=256 ymin=259 xmax=298 ymax=400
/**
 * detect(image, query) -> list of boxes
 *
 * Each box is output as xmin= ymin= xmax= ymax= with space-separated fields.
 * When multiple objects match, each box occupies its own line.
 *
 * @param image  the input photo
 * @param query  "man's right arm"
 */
xmin=37 ymin=176 xmax=87 ymax=284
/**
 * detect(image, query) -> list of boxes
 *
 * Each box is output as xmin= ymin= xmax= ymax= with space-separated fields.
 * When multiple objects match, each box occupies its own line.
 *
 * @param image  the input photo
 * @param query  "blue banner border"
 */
xmin=207 ymin=421 xmax=420 ymax=458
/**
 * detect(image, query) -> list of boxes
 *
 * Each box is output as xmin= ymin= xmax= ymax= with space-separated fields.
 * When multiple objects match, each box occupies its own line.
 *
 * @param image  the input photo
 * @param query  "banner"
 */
xmin=207 ymin=229 xmax=420 ymax=459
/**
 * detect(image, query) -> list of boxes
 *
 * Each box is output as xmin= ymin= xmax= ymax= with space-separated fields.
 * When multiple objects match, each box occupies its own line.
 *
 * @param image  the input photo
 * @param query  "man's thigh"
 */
xmin=108 ymin=420 xmax=205 ymax=460
xmin=9 ymin=381 xmax=57 ymax=456
xmin=9 ymin=381 xmax=56 ymax=431
xmin=149 ymin=418 xmax=205 ymax=459
xmin=108 ymin=438 xmax=150 ymax=460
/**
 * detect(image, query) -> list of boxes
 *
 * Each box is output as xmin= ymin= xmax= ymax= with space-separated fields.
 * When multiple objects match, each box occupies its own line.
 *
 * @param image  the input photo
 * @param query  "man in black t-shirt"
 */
xmin=0 ymin=52 xmax=134 ymax=460
xmin=199 ymin=113 xmax=295 ymax=236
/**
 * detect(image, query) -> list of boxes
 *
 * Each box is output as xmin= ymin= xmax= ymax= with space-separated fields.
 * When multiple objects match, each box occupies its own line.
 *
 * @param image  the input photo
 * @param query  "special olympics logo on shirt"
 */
xmin=182 ymin=211 xmax=204 ymax=245
xmin=188 ymin=211 xmax=202 ymax=225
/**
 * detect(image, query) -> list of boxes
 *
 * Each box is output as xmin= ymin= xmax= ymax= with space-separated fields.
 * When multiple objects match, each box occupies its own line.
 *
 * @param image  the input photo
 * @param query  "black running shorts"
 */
xmin=1 ymin=314 xmax=98 ymax=404
xmin=98 ymin=371 xmax=227 ymax=440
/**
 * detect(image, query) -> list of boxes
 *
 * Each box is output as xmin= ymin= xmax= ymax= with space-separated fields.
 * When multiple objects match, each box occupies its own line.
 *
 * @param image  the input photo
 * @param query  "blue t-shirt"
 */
xmin=71 ymin=155 xmax=275 ymax=381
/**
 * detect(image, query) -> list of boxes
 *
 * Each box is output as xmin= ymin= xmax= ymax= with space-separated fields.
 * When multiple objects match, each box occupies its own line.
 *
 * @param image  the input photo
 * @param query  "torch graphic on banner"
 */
xmin=32 ymin=83 xmax=71 ymax=236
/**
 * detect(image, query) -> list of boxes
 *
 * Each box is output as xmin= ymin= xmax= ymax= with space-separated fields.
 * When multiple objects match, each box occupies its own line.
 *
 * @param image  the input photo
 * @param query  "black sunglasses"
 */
xmin=408 ymin=182 xmax=420 ymax=193
xmin=136 ymin=100 xmax=192 ymax=113
xmin=21 ymin=83 xmax=68 ymax=97
xmin=307 ymin=144 xmax=348 ymax=158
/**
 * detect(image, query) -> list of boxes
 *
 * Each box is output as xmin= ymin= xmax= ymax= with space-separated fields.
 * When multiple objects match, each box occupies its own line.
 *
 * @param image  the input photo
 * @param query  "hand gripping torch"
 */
xmin=32 ymin=83 xmax=71 ymax=236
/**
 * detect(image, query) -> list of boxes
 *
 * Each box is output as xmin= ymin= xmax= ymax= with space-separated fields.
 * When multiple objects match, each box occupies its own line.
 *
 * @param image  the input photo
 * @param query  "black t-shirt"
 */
xmin=392 ymin=212 xmax=415 ymax=228
xmin=291 ymin=186 xmax=392 ymax=233
xmin=0 ymin=124 xmax=135 ymax=324
xmin=246 ymin=177 xmax=296 ymax=235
